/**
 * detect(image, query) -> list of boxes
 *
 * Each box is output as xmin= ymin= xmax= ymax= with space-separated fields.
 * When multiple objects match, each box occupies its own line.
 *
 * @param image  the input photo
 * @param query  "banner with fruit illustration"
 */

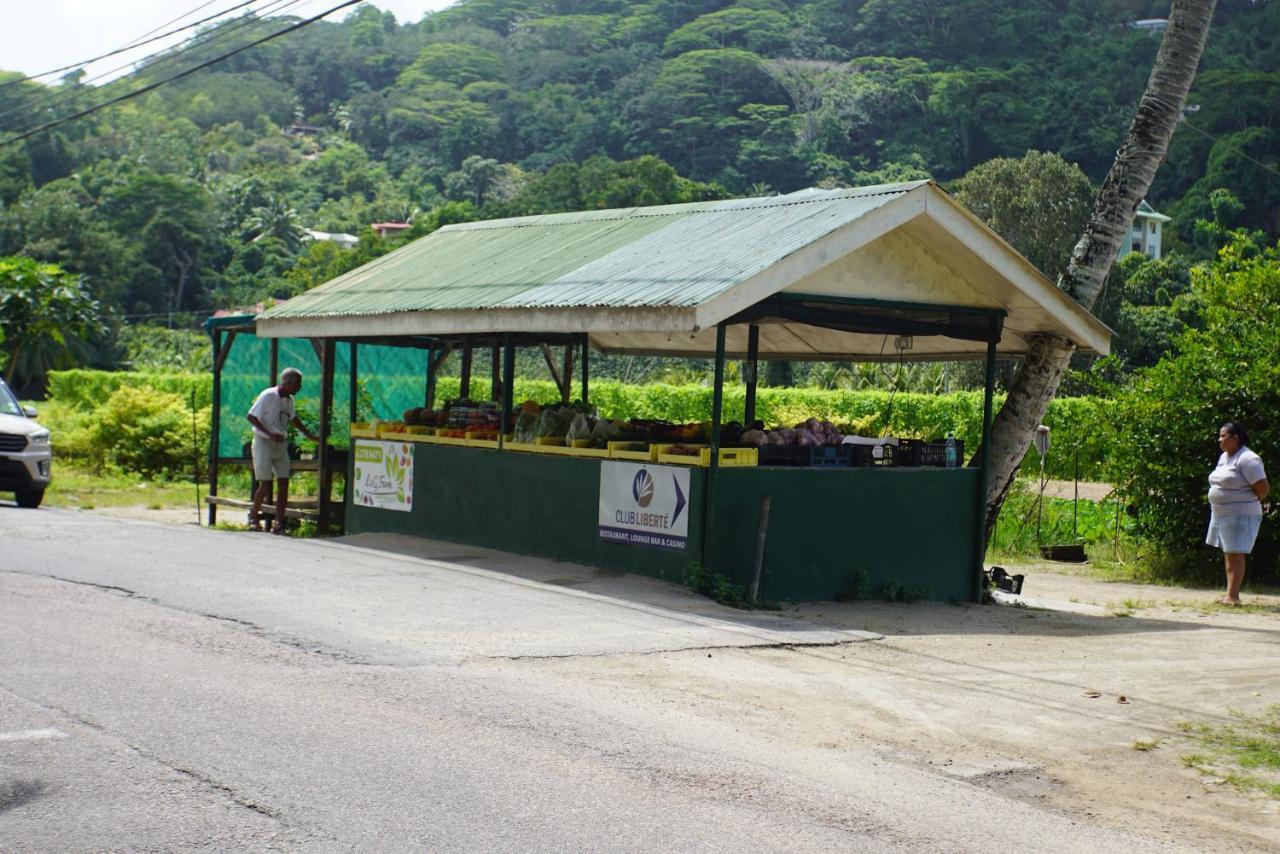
xmin=353 ymin=440 xmax=413 ymax=512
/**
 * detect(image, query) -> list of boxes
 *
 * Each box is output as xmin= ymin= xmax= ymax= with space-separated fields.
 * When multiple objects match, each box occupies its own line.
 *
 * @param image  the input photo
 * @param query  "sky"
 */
xmin=0 ymin=0 xmax=456 ymax=83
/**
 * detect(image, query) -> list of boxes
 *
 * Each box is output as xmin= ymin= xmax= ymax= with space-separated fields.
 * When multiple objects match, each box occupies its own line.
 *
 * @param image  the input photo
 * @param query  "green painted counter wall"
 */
xmin=347 ymin=443 xmax=702 ymax=584
xmin=705 ymin=466 xmax=978 ymax=602
xmin=347 ymin=443 xmax=977 ymax=601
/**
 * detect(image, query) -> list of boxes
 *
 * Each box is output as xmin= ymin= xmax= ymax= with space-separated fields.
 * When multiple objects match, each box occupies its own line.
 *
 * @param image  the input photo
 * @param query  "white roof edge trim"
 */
xmin=922 ymin=188 xmax=1113 ymax=356
xmin=255 ymin=305 xmax=699 ymax=339
xmin=691 ymin=188 xmax=930 ymax=330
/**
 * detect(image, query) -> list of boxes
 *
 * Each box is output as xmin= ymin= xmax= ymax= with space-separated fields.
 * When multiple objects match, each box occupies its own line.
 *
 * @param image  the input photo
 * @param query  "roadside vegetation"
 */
xmin=1179 ymin=707 xmax=1280 ymax=800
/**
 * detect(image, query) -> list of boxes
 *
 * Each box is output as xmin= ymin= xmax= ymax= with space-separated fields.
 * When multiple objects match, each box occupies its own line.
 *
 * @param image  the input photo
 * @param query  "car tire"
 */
xmin=15 ymin=488 xmax=44 ymax=509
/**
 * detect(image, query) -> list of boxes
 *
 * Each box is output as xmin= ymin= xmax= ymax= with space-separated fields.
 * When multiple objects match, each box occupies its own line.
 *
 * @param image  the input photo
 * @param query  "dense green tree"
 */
xmin=0 ymin=256 xmax=105 ymax=388
xmin=1107 ymin=235 xmax=1280 ymax=583
xmin=949 ymin=151 xmax=1096 ymax=278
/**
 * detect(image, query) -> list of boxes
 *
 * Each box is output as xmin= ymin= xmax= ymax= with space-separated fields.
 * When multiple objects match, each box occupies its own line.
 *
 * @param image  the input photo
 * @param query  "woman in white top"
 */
xmin=1205 ymin=422 xmax=1269 ymax=606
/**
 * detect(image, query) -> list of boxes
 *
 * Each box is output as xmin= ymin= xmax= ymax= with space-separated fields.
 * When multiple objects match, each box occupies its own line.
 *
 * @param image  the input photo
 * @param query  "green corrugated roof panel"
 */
xmin=260 ymin=182 xmax=927 ymax=321
xmin=505 ymin=186 xmax=917 ymax=309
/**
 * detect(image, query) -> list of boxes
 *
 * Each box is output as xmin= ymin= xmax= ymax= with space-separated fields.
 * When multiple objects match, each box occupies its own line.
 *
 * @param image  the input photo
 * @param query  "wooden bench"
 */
xmin=204 ymin=495 xmax=341 ymax=524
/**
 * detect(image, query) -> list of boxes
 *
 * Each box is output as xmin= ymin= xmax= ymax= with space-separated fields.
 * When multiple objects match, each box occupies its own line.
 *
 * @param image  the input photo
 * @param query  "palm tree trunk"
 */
xmin=982 ymin=0 xmax=1218 ymax=536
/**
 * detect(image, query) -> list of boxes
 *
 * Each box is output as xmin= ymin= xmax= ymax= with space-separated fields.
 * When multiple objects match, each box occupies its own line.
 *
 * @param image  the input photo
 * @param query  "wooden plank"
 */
xmin=206 ymin=495 xmax=321 ymax=510
xmin=540 ymin=344 xmax=564 ymax=393
xmin=214 ymin=330 xmax=238 ymax=372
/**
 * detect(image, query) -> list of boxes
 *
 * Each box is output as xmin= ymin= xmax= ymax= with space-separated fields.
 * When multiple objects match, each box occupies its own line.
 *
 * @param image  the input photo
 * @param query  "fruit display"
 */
xmin=740 ymin=418 xmax=845 ymax=448
xmin=356 ymin=398 xmax=930 ymax=468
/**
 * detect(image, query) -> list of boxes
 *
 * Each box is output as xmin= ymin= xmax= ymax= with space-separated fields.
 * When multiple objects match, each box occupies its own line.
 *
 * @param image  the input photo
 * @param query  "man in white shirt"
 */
xmin=247 ymin=367 xmax=318 ymax=533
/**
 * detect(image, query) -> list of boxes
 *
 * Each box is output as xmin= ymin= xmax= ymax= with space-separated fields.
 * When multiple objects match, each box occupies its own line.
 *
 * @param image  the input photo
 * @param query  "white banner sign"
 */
xmin=598 ymin=462 xmax=690 ymax=550
xmin=353 ymin=440 xmax=414 ymax=512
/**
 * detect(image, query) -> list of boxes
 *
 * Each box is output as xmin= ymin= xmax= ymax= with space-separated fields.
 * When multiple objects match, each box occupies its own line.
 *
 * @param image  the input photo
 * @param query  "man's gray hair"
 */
xmin=281 ymin=367 xmax=303 ymax=384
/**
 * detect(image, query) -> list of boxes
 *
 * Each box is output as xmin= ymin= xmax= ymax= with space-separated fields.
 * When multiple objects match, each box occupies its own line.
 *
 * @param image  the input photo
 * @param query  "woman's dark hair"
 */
xmin=1222 ymin=421 xmax=1249 ymax=447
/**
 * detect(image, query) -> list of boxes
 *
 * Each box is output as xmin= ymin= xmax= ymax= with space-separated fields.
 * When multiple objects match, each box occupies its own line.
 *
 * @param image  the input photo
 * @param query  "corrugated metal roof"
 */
xmin=259 ymin=182 xmax=927 ymax=322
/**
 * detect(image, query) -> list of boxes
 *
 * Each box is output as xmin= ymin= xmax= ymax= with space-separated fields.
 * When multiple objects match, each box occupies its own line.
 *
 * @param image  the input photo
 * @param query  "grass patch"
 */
xmin=1178 ymin=706 xmax=1280 ymax=799
xmin=1132 ymin=738 xmax=1161 ymax=751
xmin=42 ymin=465 xmax=199 ymax=510
xmin=1159 ymin=599 xmax=1280 ymax=617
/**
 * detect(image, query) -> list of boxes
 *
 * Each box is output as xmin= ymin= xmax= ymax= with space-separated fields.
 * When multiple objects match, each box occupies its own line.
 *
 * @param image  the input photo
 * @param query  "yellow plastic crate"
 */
xmin=350 ymin=423 xmax=377 ymax=439
xmin=607 ymin=441 xmax=652 ymax=462
xmin=699 ymin=446 xmax=758 ymax=467
xmin=422 ymin=434 xmax=471 ymax=446
xmin=653 ymin=443 xmax=707 ymax=466
xmin=535 ymin=436 xmax=565 ymax=446
xmin=563 ymin=443 xmax=609 ymax=458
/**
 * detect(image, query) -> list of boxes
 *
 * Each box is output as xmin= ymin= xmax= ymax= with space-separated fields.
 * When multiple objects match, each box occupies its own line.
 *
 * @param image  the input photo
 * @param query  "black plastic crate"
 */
xmin=850 ymin=442 xmax=896 ymax=466
xmin=758 ymin=444 xmax=810 ymax=466
xmin=896 ymin=438 xmax=965 ymax=467
xmin=808 ymin=445 xmax=851 ymax=467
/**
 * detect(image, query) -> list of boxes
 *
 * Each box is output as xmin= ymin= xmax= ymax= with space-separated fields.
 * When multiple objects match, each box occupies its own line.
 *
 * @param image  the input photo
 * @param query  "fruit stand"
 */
xmin=255 ymin=182 xmax=1111 ymax=602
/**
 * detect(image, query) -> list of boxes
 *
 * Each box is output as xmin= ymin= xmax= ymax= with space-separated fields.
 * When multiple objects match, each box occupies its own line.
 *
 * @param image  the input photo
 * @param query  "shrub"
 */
xmin=1106 ymin=235 xmax=1280 ymax=584
xmin=78 ymin=386 xmax=210 ymax=479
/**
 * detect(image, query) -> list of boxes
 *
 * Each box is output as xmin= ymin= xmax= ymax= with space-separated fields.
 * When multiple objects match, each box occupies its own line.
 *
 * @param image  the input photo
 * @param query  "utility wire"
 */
xmin=126 ymin=0 xmax=233 ymax=49
xmin=0 ymin=0 xmax=354 ymax=146
xmin=0 ymin=0 xmax=265 ymax=90
xmin=1180 ymin=118 xmax=1280 ymax=182
xmin=0 ymin=0 xmax=310 ymax=131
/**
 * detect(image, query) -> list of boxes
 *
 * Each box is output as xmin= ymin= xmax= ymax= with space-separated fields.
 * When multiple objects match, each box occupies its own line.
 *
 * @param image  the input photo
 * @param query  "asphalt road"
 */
xmin=0 ymin=509 xmax=1176 ymax=852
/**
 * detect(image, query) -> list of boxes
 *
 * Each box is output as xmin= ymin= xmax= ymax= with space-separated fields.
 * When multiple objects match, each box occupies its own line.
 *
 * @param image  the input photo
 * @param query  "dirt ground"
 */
xmin=522 ymin=563 xmax=1279 ymax=851
xmin=84 ymin=504 xmax=1279 ymax=850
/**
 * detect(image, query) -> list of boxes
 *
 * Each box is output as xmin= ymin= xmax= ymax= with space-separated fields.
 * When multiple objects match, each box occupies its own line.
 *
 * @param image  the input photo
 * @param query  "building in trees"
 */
xmin=1123 ymin=200 xmax=1172 ymax=260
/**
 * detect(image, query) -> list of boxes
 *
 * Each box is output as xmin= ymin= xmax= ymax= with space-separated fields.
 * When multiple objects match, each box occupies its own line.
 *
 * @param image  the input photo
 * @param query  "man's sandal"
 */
xmin=270 ymin=522 xmax=286 ymax=535
xmin=247 ymin=512 xmax=264 ymax=532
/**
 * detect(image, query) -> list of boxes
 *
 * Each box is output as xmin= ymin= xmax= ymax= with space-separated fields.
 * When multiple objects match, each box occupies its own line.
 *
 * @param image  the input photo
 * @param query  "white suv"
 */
xmin=0 ymin=379 xmax=51 ymax=508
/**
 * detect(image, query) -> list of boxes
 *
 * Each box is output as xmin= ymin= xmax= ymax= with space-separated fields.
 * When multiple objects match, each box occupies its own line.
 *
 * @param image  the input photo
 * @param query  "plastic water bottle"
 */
xmin=944 ymin=433 xmax=957 ymax=468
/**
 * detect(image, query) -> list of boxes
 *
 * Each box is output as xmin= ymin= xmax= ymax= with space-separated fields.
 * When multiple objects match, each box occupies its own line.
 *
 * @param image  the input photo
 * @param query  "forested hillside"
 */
xmin=0 ymin=0 xmax=1277 ymax=386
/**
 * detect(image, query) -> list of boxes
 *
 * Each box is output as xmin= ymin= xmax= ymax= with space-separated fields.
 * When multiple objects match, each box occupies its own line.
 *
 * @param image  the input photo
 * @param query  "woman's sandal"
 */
xmin=247 ymin=512 xmax=264 ymax=532
xmin=1218 ymin=597 xmax=1242 ymax=607
xmin=270 ymin=522 xmax=286 ymax=535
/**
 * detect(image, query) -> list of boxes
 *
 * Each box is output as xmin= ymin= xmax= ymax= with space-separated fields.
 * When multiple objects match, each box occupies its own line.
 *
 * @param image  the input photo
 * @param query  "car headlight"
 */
xmin=29 ymin=432 xmax=50 ymax=445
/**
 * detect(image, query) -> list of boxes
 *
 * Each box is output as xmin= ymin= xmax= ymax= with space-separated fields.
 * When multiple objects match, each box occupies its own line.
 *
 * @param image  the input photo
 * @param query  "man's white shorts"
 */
xmin=252 ymin=435 xmax=290 ymax=481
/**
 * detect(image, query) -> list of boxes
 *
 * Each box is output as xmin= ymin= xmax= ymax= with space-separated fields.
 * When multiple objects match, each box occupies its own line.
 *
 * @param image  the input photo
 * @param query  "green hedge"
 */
xmin=49 ymin=370 xmax=1112 ymax=480
xmin=442 ymin=377 xmax=1110 ymax=480
xmin=47 ymin=369 xmax=212 ymax=412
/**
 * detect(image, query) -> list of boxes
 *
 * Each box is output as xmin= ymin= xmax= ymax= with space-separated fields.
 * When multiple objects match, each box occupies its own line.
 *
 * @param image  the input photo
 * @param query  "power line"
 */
xmin=0 ymin=0 xmax=310 ymax=131
xmin=0 ymin=0 xmax=347 ymax=143
xmin=1180 ymin=118 xmax=1280 ymax=182
xmin=125 ymin=0 xmax=235 ymax=49
xmin=0 ymin=0 xmax=264 ymax=90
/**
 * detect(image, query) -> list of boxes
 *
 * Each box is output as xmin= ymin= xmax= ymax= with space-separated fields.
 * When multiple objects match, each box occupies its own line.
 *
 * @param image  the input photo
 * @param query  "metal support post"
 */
xmin=499 ymin=334 xmax=515 ymax=449
xmin=973 ymin=333 xmax=998 ymax=602
xmin=700 ymin=323 xmax=727 ymax=570
xmin=208 ymin=330 xmax=222 ymax=526
xmin=490 ymin=345 xmax=500 ymax=401
xmin=318 ymin=338 xmax=335 ymax=533
xmin=348 ymin=343 xmax=359 ymax=424
xmin=424 ymin=346 xmax=434 ymax=409
xmin=745 ymin=324 xmax=759 ymax=424
xmin=580 ymin=333 xmax=590 ymax=406
xmin=460 ymin=343 xmax=473 ymax=400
